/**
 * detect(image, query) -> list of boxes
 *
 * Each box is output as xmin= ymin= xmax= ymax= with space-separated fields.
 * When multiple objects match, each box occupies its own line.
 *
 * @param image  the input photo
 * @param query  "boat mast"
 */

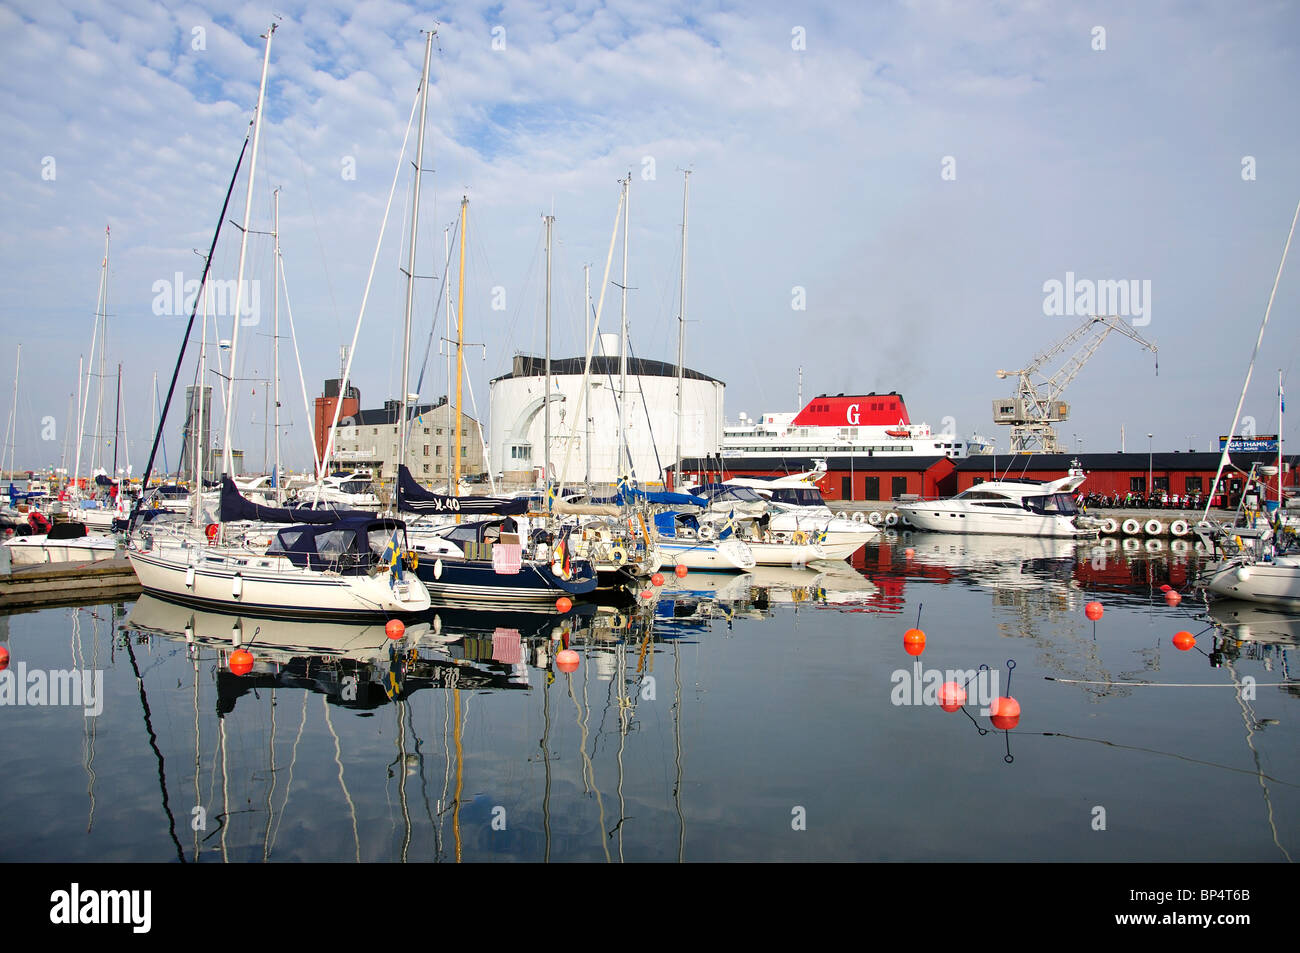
xmin=584 ymin=263 xmax=591 ymax=486
xmin=112 ymin=363 xmax=121 ymax=481
xmin=444 ymin=225 xmax=454 ymax=494
xmin=193 ymin=277 xmax=210 ymax=524
xmin=544 ymin=212 xmax=554 ymax=484
xmin=453 ymin=196 xmax=467 ymax=496
xmin=674 ymin=170 xmax=690 ymax=485
xmin=220 ymin=22 xmax=276 ymax=480
xmin=2 ymin=344 xmax=18 ymax=480
xmin=1280 ymin=368 xmax=1285 ymax=504
xmin=399 ymin=31 xmax=434 ymax=482
xmin=618 ymin=174 xmax=630 ymax=479
xmin=93 ymin=227 xmax=110 ymax=474
xmin=273 ymin=187 xmax=282 ymax=503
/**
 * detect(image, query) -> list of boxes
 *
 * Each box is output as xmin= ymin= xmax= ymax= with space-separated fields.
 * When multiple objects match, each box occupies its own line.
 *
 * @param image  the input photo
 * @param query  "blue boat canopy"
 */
xmin=397 ymin=465 xmax=529 ymax=516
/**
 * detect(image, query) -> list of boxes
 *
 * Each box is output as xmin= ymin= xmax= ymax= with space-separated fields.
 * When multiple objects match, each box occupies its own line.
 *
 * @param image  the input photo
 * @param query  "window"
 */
xmin=972 ymin=477 xmax=984 ymax=485
xmin=436 ymin=465 xmax=442 ymax=474
xmin=436 ymin=428 xmax=443 ymax=436
xmin=1184 ymin=476 xmax=1203 ymax=494
xmin=1153 ymin=476 xmax=1169 ymax=492
xmin=423 ymin=445 xmax=430 ymax=456
xmin=1130 ymin=477 xmax=1146 ymax=493
xmin=372 ymin=428 xmax=378 ymax=435
xmin=436 ymin=446 xmax=442 ymax=456
xmin=461 ymin=446 xmax=467 ymax=456
xmin=423 ymin=427 xmax=430 ymax=434
xmin=423 ymin=465 xmax=430 ymax=474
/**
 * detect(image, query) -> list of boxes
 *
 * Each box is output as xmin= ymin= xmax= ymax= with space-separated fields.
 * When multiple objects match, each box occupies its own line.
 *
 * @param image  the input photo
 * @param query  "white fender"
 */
xmin=1144 ymin=519 xmax=1164 ymax=537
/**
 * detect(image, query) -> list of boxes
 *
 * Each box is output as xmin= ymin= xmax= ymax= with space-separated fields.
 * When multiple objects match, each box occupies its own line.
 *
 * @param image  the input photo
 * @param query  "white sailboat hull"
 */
xmin=655 ymin=537 xmax=756 ymax=571
xmin=4 ymin=534 xmax=119 ymax=566
xmin=127 ymin=543 xmax=431 ymax=618
xmin=898 ymin=504 xmax=1095 ymax=538
xmin=1205 ymin=556 xmax=1300 ymax=607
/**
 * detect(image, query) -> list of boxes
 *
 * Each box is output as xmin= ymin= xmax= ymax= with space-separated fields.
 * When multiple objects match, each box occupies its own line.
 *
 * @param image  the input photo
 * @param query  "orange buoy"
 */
xmin=556 ymin=596 xmax=573 ymax=614
xmin=989 ymin=696 xmax=1020 ymax=730
xmin=556 ymin=648 xmax=580 ymax=674
xmin=1172 ymin=631 xmax=1196 ymax=651
xmin=903 ymin=628 xmax=926 ymax=656
xmin=1164 ymin=590 xmax=1182 ymax=606
xmin=674 ymin=564 xmax=688 ymax=578
xmin=1159 ymin=584 xmax=1172 ymax=592
xmin=1085 ymin=601 xmax=1104 ymax=621
xmin=651 ymin=572 xmax=665 ymax=587
xmin=639 ymin=588 xmax=654 ymax=600
xmin=904 ymin=547 xmax=915 ymax=558
xmin=0 ymin=646 xmax=9 ymax=672
xmin=229 ymin=649 xmax=254 ymax=676
xmin=938 ymin=681 xmax=966 ymax=712
xmin=385 ymin=619 xmax=405 ymax=640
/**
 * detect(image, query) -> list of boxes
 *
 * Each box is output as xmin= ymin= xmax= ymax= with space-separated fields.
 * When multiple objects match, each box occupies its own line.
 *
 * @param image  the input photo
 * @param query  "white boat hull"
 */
xmin=743 ymin=539 xmax=827 ymax=566
xmin=897 ymin=504 xmax=1095 ymax=538
xmin=1205 ymin=557 xmax=1300 ymax=607
xmin=127 ymin=543 xmax=432 ymax=618
xmin=655 ymin=537 xmax=756 ymax=571
xmin=4 ymin=535 xmax=119 ymax=566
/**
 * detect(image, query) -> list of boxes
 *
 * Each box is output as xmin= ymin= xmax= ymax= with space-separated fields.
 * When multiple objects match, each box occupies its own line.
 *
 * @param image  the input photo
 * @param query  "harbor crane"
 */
xmin=994 ymin=315 xmax=1158 ymax=453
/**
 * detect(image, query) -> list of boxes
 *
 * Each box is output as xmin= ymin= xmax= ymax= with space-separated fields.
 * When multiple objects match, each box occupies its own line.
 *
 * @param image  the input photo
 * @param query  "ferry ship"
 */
xmin=720 ymin=393 xmax=990 ymax=460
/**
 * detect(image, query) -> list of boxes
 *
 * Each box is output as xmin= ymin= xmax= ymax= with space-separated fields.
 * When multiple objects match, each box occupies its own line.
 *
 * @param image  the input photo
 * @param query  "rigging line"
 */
xmin=284 ymin=129 xmax=345 ymax=345
xmin=316 ymin=81 xmax=423 ymax=486
xmin=413 ymin=217 xmax=460 ymax=399
xmin=1036 ymin=730 xmax=1300 ymax=787
xmin=1228 ymin=660 xmax=1293 ymax=862
xmin=135 ymin=134 xmax=250 ymax=512
xmin=277 ymin=253 xmax=323 ymax=478
xmin=626 ymin=334 xmax=663 ymax=481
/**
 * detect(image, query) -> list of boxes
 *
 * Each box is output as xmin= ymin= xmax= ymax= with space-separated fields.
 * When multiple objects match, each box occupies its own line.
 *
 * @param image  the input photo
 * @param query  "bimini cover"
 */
xmin=267 ymin=517 xmax=407 ymax=571
xmin=219 ymin=476 xmax=372 ymax=525
xmin=397 ymin=465 xmax=528 ymax=516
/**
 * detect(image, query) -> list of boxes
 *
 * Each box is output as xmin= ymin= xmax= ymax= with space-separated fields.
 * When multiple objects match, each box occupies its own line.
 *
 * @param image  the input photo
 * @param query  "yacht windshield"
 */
xmin=1023 ymin=493 xmax=1077 ymax=516
xmin=769 ymin=488 xmax=825 ymax=507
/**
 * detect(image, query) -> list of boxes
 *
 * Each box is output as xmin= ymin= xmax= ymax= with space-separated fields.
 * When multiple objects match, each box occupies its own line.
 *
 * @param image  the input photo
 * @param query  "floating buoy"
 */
xmin=1159 ymin=584 xmax=1172 ymax=592
xmin=1164 ymin=590 xmax=1182 ymax=606
xmin=1172 ymin=631 xmax=1196 ymax=651
xmin=903 ymin=628 xmax=926 ymax=656
xmin=651 ymin=572 xmax=665 ymax=587
xmin=0 ymin=646 xmax=9 ymax=672
xmin=555 ymin=648 xmax=580 ymax=674
xmin=556 ymin=596 xmax=573 ymax=614
xmin=904 ymin=547 xmax=915 ymax=558
xmin=385 ymin=619 xmax=405 ymax=640
xmin=639 ymin=588 xmax=654 ymax=600
xmin=674 ymin=564 xmax=688 ymax=578
xmin=989 ymin=696 xmax=1020 ymax=730
xmin=1084 ymin=601 xmax=1104 ymax=621
xmin=938 ymin=681 xmax=966 ymax=712
xmin=229 ymin=649 xmax=254 ymax=676
xmin=1236 ymin=566 xmax=1252 ymax=582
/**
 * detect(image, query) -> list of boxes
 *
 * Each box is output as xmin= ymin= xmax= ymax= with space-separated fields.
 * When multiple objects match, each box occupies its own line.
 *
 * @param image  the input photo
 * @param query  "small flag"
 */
xmin=1282 ymin=383 xmax=1286 ymax=414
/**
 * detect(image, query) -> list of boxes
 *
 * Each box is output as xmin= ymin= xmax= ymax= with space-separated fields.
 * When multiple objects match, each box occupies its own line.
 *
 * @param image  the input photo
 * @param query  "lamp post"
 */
xmin=1147 ymin=433 xmax=1153 ymax=497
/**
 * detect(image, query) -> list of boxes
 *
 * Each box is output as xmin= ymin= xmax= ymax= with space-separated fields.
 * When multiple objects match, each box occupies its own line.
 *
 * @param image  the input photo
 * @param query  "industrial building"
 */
xmin=329 ymin=395 xmax=485 ymax=485
xmin=488 ymin=337 xmax=725 ymax=485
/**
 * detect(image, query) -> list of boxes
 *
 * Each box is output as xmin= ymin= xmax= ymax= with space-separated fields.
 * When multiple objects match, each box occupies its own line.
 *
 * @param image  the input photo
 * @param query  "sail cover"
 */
xmin=397 ymin=465 xmax=529 ymax=516
xmin=219 ymin=476 xmax=373 ymax=524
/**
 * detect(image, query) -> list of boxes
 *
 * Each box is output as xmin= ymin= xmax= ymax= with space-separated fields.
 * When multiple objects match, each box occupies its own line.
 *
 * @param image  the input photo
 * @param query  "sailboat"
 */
xmin=126 ymin=23 xmax=431 ymax=619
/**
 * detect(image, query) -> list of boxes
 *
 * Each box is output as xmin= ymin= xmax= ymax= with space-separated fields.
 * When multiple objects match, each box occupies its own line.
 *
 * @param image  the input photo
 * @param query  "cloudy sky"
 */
xmin=3 ymin=0 xmax=1299 ymax=475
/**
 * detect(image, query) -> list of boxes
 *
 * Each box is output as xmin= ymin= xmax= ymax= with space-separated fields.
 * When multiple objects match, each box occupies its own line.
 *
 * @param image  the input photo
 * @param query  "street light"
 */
xmin=1147 ymin=433 xmax=1153 ymax=498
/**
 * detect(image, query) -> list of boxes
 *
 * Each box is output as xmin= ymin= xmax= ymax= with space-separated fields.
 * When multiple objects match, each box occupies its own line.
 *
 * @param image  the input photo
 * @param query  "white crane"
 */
xmin=994 ymin=314 xmax=1157 ymax=453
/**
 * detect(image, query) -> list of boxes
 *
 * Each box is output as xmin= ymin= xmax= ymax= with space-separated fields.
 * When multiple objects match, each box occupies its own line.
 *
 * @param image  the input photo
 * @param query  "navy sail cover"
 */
xmin=397 ymin=465 xmax=529 ymax=516
xmin=219 ymin=476 xmax=373 ymax=524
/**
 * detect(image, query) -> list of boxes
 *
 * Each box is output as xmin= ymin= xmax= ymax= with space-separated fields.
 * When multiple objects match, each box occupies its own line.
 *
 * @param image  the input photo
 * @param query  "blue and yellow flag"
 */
xmin=382 ymin=531 xmax=403 ymax=586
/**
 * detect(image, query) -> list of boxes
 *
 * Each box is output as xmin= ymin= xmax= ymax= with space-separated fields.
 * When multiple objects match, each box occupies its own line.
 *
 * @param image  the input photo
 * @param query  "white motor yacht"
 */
xmin=896 ymin=469 xmax=1096 ymax=538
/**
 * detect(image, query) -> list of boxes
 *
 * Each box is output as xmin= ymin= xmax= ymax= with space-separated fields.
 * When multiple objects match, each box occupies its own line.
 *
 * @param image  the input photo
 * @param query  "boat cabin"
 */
xmin=267 ymin=517 xmax=412 ymax=573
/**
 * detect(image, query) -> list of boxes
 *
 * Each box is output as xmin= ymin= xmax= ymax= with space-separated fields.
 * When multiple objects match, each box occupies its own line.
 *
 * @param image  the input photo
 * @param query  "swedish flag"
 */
xmin=381 ymin=531 xmax=403 ymax=586
xmin=545 ymin=483 xmax=557 ymax=512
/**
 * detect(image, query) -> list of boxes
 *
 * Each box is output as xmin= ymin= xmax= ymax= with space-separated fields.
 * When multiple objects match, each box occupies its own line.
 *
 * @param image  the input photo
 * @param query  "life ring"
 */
xmin=1144 ymin=519 xmax=1164 ymax=537
xmin=609 ymin=546 xmax=628 ymax=566
xmin=851 ymin=511 xmax=866 ymax=524
xmin=698 ymin=524 xmax=715 ymax=541
xmin=1121 ymin=518 xmax=1141 ymax=536
xmin=205 ymin=523 xmax=220 ymax=541
xmin=792 ymin=531 xmax=809 ymax=545
xmin=1168 ymin=519 xmax=1189 ymax=538
xmin=27 ymin=512 xmax=51 ymax=534
xmin=610 ymin=612 xmax=627 ymax=629
xmin=867 ymin=511 xmax=883 ymax=526
xmin=1101 ymin=517 xmax=1119 ymax=535
xmin=885 ymin=512 xmax=899 ymax=527
xmin=836 ymin=511 xmax=849 ymax=521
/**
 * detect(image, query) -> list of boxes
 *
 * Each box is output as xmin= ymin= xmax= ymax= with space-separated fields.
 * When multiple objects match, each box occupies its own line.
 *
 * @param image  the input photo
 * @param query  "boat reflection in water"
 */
xmin=1205 ymin=600 xmax=1300 ymax=676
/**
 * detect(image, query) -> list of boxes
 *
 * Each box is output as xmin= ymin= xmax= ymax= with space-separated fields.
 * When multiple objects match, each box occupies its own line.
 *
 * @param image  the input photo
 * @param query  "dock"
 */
xmin=0 ymin=557 xmax=141 ymax=612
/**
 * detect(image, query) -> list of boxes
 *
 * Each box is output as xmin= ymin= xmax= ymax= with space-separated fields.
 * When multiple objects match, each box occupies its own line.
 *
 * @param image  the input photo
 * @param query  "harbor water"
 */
xmin=2 ymin=531 xmax=1297 ymax=863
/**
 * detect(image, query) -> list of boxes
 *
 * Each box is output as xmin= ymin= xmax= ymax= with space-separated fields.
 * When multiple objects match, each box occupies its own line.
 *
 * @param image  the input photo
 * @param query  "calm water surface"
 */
xmin=3 ymin=531 xmax=1297 ymax=862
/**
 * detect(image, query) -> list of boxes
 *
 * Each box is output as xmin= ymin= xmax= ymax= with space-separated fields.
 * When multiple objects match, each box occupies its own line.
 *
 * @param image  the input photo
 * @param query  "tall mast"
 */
xmin=444 ymin=224 xmax=454 ymax=494
xmin=584 ymin=263 xmax=591 ymax=486
xmin=674 ymin=170 xmax=690 ymax=480
xmin=221 ymin=22 xmax=276 ymax=479
xmin=399 ymin=31 xmax=434 ymax=478
xmin=112 ymin=363 xmax=121 ymax=479
xmin=273 ymin=187 xmax=282 ymax=502
xmin=618 ymin=174 xmax=629 ymax=479
xmin=453 ymin=196 xmax=467 ymax=494
xmin=193 ymin=277 xmax=210 ymax=524
xmin=1280 ymin=368 xmax=1285 ymax=504
xmin=93 ymin=227 xmax=110 ymax=473
xmin=544 ymin=213 xmax=554 ymax=483
xmin=3 ymin=344 xmax=19 ymax=479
